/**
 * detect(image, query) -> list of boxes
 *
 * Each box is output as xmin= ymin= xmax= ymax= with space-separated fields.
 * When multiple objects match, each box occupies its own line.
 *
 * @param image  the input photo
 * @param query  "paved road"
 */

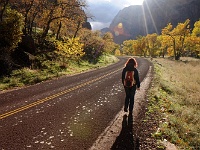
xmin=0 ymin=57 xmax=151 ymax=150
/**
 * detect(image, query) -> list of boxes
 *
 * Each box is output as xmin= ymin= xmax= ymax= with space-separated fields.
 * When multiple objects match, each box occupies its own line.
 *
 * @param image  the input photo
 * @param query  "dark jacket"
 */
xmin=122 ymin=64 xmax=140 ymax=88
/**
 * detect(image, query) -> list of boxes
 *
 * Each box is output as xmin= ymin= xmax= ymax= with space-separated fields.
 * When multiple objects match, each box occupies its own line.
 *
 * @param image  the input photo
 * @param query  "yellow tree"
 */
xmin=158 ymin=35 xmax=171 ymax=57
xmin=162 ymin=19 xmax=190 ymax=60
xmin=102 ymin=32 xmax=117 ymax=54
xmin=122 ymin=40 xmax=135 ymax=55
xmin=135 ymin=36 xmax=146 ymax=57
xmin=145 ymin=33 xmax=159 ymax=57
xmin=192 ymin=19 xmax=200 ymax=37
xmin=185 ymin=20 xmax=200 ymax=57
xmin=55 ymin=37 xmax=84 ymax=66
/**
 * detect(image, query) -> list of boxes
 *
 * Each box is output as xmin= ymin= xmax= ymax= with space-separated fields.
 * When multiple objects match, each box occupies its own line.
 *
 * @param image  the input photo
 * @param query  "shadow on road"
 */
xmin=111 ymin=114 xmax=140 ymax=150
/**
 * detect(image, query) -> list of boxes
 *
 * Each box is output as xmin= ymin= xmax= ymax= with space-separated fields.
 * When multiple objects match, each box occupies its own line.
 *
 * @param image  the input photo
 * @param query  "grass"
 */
xmin=0 ymin=54 xmax=118 ymax=91
xmin=148 ymin=57 xmax=200 ymax=149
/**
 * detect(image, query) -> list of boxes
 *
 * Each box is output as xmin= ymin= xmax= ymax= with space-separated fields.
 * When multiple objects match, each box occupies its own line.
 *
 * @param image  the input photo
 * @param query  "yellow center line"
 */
xmin=0 ymin=68 xmax=121 ymax=120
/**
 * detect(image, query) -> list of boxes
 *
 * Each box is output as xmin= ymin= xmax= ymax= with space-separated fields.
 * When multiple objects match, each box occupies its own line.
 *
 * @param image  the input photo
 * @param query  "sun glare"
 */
xmin=130 ymin=0 xmax=144 ymax=5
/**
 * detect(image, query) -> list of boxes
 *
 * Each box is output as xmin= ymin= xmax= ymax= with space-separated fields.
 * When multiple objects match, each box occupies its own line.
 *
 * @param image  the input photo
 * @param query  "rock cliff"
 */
xmin=103 ymin=0 xmax=200 ymax=44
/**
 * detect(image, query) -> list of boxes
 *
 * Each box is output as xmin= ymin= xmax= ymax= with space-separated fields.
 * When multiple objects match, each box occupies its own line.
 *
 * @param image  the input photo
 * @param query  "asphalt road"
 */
xmin=0 ymin=57 xmax=151 ymax=150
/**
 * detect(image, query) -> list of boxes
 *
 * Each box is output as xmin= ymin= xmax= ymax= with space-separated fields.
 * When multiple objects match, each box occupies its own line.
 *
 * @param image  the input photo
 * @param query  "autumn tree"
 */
xmin=102 ymin=32 xmax=114 ymax=53
xmin=54 ymin=37 xmax=84 ymax=66
xmin=0 ymin=0 xmax=9 ymax=21
xmin=122 ymin=40 xmax=135 ymax=55
xmin=157 ymin=35 xmax=169 ymax=58
xmin=78 ymin=29 xmax=105 ymax=63
xmin=0 ymin=6 xmax=24 ymax=74
xmin=162 ymin=19 xmax=190 ymax=60
xmin=135 ymin=36 xmax=146 ymax=57
xmin=145 ymin=33 xmax=159 ymax=57
xmin=185 ymin=20 xmax=200 ymax=57
xmin=37 ymin=0 xmax=86 ymax=40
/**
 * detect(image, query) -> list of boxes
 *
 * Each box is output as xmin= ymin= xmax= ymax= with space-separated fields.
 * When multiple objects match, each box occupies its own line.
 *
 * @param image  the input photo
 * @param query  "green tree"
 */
xmin=0 ymin=6 xmax=24 ymax=73
xmin=0 ymin=7 xmax=24 ymax=51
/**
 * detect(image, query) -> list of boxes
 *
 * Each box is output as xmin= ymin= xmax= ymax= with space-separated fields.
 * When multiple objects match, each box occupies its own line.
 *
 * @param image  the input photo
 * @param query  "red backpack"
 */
xmin=124 ymin=71 xmax=135 ymax=87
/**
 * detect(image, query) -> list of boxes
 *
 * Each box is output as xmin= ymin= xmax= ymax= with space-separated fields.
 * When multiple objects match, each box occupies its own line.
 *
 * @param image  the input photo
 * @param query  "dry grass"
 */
xmin=150 ymin=57 xmax=200 ymax=149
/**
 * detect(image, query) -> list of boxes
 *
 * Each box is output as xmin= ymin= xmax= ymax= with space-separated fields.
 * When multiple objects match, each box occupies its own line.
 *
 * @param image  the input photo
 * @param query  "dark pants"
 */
xmin=124 ymin=85 xmax=136 ymax=112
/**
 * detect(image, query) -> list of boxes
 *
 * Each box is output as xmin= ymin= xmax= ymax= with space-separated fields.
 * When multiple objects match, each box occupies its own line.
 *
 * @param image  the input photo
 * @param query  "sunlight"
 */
xmin=127 ymin=0 xmax=144 ymax=5
xmin=142 ymin=0 xmax=159 ymax=34
xmin=144 ymin=0 xmax=158 ymax=34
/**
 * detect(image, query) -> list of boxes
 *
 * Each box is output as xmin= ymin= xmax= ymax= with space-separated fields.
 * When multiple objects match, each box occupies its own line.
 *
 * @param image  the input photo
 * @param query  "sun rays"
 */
xmin=142 ymin=0 xmax=159 ymax=35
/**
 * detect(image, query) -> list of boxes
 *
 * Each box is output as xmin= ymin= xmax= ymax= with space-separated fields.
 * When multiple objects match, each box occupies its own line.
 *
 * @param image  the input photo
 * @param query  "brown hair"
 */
xmin=124 ymin=58 xmax=138 ymax=68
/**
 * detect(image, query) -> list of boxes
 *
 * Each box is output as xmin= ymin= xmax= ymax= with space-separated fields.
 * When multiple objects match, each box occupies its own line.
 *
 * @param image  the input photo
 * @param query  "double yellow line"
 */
xmin=0 ymin=68 xmax=121 ymax=120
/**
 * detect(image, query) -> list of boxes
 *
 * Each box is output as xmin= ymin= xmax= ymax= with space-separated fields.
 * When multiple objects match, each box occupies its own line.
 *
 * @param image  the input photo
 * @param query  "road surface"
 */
xmin=0 ymin=57 xmax=151 ymax=150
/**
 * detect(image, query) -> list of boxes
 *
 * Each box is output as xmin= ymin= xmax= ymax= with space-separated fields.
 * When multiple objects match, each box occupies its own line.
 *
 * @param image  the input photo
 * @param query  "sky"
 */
xmin=86 ymin=0 xmax=144 ymax=30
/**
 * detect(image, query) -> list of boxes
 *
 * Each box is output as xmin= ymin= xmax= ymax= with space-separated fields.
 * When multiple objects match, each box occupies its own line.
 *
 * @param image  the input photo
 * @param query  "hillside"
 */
xmin=102 ymin=0 xmax=200 ymax=44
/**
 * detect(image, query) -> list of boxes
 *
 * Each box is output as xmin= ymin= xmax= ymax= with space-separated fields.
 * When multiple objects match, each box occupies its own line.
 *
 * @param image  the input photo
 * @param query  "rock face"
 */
xmin=105 ymin=0 xmax=200 ymax=44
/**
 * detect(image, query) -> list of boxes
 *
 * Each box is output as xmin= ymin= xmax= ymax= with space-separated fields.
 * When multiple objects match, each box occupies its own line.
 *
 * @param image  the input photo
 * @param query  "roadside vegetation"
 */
xmin=0 ymin=54 xmax=118 ymax=91
xmin=0 ymin=1 xmax=120 ymax=91
xmin=146 ymin=57 xmax=200 ymax=149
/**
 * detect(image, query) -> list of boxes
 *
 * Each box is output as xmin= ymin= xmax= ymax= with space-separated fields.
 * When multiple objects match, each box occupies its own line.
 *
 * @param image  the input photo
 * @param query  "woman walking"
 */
xmin=122 ymin=58 xmax=140 ymax=114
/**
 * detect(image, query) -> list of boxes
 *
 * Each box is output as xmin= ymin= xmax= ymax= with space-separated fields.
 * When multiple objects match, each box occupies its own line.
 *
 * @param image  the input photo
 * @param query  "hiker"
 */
xmin=122 ymin=58 xmax=140 ymax=114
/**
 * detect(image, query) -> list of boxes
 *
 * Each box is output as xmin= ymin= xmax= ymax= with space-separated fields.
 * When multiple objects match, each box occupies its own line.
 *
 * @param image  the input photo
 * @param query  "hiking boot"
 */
xmin=124 ymin=108 xmax=128 ymax=112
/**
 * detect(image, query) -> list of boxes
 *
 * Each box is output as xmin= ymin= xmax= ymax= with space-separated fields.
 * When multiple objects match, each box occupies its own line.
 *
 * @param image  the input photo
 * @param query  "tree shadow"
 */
xmin=111 ymin=114 xmax=139 ymax=150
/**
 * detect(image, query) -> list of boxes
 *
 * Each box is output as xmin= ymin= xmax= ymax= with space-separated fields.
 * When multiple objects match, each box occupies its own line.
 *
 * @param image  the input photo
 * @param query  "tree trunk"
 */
xmin=0 ymin=0 xmax=9 ymax=21
xmin=56 ymin=21 xmax=62 ymax=40
xmin=41 ymin=10 xmax=54 ymax=40
xmin=73 ymin=21 xmax=81 ymax=38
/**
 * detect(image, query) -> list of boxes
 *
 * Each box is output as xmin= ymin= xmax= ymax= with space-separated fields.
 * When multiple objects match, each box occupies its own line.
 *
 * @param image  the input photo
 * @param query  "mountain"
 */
xmin=103 ymin=0 xmax=200 ymax=44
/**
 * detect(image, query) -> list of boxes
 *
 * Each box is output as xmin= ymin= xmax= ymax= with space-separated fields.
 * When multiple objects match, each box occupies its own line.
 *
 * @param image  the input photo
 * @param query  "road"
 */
xmin=0 ymin=57 xmax=151 ymax=150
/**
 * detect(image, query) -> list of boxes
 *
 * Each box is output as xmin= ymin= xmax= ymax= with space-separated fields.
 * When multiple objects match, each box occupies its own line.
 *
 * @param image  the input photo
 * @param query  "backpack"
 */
xmin=124 ymin=71 xmax=135 ymax=87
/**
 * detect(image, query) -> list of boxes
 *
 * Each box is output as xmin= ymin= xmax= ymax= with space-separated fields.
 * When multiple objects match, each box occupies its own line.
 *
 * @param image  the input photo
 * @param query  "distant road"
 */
xmin=0 ymin=57 xmax=151 ymax=150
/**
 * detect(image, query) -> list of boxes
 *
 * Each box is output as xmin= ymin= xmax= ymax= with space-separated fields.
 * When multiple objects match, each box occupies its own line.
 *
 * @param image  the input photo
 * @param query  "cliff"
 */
xmin=104 ymin=0 xmax=200 ymax=44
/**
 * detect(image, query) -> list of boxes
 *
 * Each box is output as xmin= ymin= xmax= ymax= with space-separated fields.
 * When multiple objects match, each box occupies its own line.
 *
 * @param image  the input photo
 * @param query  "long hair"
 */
xmin=124 ymin=58 xmax=138 ymax=68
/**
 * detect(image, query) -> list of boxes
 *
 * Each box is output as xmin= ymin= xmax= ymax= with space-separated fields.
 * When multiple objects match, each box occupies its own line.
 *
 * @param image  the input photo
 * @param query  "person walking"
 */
xmin=122 ymin=58 xmax=140 ymax=114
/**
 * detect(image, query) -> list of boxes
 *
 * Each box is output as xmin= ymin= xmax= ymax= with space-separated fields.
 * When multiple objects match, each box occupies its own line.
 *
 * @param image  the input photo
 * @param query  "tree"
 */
xmin=38 ymin=0 xmax=86 ymax=40
xmin=145 ymin=33 xmax=159 ymax=57
xmin=162 ymin=20 xmax=190 ymax=60
xmin=122 ymin=40 xmax=135 ymax=55
xmin=192 ymin=19 xmax=200 ymax=37
xmin=55 ymin=37 xmax=84 ymax=66
xmin=0 ymin=0 xmax=9 ymax=21
xmin=135 ymin=36 xmax=146 ymax=57
xmin=78 ymin=29 xmax=105 ymax=63
xmin=185 ymin=20 xmax=200 ymax=57
xmin=0 ymin=7 xmax=24 ymax=52
xmin=102 ymin=32 xmax=114 ymax=53
xmin=0 ymin=6 xmax=24 ymax=74
xmin=157 ymin=35 xmax=170 ymax=58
